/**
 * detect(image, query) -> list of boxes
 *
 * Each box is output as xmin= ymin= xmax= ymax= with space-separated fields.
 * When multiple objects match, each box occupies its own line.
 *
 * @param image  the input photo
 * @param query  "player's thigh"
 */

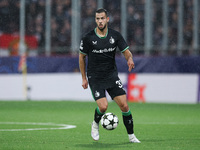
xmin=114 ymin=95 xmax=129 ymax=112
xmin=96 ymin=97 xmax=108 ymax=113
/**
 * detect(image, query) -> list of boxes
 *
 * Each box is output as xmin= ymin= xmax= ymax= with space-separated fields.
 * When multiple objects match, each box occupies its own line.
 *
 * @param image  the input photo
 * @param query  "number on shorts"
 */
xmin=116 ymin=80 xmax=123 ymax=88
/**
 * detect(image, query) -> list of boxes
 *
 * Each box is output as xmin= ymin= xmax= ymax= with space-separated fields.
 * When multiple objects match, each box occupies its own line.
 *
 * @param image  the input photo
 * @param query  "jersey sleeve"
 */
xmin=79 ymin=36 xmax=89 ymax=55
xmin=117 ymin=32 xmax=129 ymax=52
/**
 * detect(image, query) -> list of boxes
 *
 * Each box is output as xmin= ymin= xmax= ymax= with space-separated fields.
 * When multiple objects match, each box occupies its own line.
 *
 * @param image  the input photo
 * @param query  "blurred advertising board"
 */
xmin=0 ymin=73 xmax=199 ymax=104
xmin=127 ymin=73 xmax=199 ymax=104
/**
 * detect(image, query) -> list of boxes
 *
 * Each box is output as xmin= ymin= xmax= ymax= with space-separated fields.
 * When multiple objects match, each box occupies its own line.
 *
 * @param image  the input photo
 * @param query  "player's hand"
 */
xmin=127 ymin=58 xmax=135 ymax=72
xmin=82 ymin=78 xmax=88 ymax=89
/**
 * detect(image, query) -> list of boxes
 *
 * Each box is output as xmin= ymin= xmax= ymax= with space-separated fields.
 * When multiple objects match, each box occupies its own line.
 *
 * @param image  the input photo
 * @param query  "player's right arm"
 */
xmin=79 ymin=52 xmax=88 ymax=89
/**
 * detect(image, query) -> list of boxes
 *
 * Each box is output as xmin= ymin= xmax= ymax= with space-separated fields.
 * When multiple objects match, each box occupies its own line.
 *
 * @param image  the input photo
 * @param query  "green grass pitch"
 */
xmin=0 ymin=101 xmax=200 ymax=150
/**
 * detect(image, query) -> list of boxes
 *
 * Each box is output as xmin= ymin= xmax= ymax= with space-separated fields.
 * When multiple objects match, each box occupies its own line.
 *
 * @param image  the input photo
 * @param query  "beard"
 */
xmin=97 ymin=24 xmax=107 ymax=31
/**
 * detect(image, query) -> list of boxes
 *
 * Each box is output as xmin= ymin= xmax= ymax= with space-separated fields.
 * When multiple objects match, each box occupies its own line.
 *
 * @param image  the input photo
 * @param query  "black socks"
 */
xmin=122 ymin=110 xmax=134 ymax=134
xmin=94 ymin=107 xmax=104 ymax=124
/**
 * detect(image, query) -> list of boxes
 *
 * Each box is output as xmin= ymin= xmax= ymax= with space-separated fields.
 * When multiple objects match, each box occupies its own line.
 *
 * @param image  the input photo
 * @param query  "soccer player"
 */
xmin=79 ymin=8 xmax=140 ymax=143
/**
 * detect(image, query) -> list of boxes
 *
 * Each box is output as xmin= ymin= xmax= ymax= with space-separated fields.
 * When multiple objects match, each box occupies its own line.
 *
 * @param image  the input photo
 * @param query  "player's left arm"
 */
xmin=122 ymin=49 xmax=135 ymax=72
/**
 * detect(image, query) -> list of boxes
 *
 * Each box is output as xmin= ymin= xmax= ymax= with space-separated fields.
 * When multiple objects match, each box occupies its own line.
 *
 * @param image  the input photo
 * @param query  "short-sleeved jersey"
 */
xmin=80 ymin=28 xmax=129 ymax=80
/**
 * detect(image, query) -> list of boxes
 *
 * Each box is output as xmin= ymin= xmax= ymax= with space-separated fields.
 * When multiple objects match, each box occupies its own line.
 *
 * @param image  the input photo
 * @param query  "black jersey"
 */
xmin=80 ymin=28 xmax=129 ymax=80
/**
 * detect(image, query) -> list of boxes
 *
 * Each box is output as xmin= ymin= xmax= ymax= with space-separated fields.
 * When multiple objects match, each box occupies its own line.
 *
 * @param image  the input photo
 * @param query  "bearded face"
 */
xmin=95 ymin=12 xmax=109 ymax=31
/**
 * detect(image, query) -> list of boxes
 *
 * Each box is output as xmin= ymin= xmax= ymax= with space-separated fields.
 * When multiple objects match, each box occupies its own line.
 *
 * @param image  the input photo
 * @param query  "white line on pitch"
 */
xmin=0 ymin=122 xmax=76 ymax=131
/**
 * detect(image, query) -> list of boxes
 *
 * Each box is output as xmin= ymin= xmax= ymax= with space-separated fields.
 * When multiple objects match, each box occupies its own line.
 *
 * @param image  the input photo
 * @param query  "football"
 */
xmin=101 ymin=112 xmax=119 ymax=130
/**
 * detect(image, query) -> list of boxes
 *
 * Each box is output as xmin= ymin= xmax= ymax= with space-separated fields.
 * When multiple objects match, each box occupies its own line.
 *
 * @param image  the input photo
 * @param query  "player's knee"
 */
xmin=99 ymin=104 xmax=108 ymax=113
xmin=120 ymin=103 xmax=129 ymax=112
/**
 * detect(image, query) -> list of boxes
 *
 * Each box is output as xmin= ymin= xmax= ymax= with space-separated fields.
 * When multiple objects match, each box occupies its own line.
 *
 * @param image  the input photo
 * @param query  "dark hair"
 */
xmin=95 ymin=8 xmax=108 ymax=17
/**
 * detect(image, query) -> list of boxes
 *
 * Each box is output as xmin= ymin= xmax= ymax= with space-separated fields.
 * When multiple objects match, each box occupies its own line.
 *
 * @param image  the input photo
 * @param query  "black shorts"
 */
xmin=88 ymin=75 xmax=126 ymax=101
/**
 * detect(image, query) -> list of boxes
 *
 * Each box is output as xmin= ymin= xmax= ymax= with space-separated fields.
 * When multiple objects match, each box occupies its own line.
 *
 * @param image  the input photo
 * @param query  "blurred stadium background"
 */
xmin=0 ymin=0 xmax=200 ymax=55
xmin=0 ymin=0 xmax=200 ymax=103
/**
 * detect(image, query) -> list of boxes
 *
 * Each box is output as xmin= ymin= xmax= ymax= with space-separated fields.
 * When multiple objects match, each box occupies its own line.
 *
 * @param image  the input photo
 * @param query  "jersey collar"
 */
xmin=94 ymin=27 xmax=108 ymax=39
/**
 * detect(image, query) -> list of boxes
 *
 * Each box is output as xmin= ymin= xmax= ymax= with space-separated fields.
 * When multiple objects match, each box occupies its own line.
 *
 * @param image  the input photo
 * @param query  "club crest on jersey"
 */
xmin=109 ymin=36 xmax=115 ymax=44
xmin=92 ymin=41 xmax=97 ymax=45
